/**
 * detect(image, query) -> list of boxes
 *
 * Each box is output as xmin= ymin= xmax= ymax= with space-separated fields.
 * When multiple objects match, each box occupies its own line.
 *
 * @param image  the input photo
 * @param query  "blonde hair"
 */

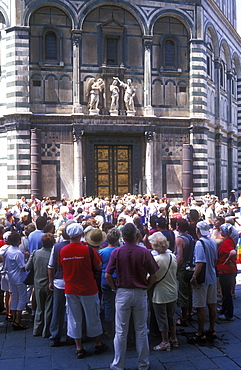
xmin=151 ymin=233 xmax=169 ymax=254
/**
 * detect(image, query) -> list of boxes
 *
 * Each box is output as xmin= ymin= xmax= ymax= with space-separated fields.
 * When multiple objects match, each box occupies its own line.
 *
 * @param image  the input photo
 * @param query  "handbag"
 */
xmin=23 ymin=250 xmax=36 ymax=285
xmin=23 ymin=268 xmax=34 ymax=285
xmin=184 ymin=239 xmax=206 ymax=284
xmin=149 ymin=254 xmax=172 ymax=299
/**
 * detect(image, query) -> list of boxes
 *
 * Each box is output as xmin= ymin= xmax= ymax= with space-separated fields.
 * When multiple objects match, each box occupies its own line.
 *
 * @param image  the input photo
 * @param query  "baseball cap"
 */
xmin=196 ymin=221 xmax=210 ymax=236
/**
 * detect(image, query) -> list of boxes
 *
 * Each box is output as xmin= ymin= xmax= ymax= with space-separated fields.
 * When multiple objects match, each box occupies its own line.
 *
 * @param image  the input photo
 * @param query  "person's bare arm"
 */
xmin=176 ymin=237 xmax=184 ymax=266
xmin=105 ymin=273 xmax=116 ymax=291
xmin=48 ymin=267 xmax=54 ymax=291
xmin=190 ymin=262 xmax=204 ymax=286
xmin=147 ymin=273 xmax=157 ymax=289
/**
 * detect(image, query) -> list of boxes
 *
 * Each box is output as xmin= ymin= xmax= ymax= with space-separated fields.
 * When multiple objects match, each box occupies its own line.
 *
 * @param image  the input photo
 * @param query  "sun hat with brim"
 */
xmin=66 ymin=223 xmax=83 ymax=238
xmin=196 ymin=221 xmax=210 ymax=236
xmin=85 ymin=228 xmax=107 ymax=246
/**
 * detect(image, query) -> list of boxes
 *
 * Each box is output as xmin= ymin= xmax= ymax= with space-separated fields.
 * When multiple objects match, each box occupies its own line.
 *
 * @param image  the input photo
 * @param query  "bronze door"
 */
xmin=94 ymin=145 xmax=132 ymax=197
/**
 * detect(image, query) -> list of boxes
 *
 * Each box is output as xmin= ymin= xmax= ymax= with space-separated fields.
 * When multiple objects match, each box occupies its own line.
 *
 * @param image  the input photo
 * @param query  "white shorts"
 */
xmin=192 ymin=283 xmax=217 ymax=308
xmin=65 ymin=293 xmax=103 ymax=339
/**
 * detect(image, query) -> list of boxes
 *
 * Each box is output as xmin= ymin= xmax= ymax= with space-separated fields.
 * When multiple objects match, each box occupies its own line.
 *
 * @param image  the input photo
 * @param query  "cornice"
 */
xmin=205 ymin=0 xmax=241 ymax=43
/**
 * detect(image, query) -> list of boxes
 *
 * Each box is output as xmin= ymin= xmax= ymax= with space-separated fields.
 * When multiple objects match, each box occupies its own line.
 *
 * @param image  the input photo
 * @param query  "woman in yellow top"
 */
xmin=151 ymin=233 xmax=178 ymax=351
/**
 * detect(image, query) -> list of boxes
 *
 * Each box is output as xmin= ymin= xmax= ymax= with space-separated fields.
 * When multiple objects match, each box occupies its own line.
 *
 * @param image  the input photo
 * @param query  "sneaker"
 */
xmin=218 ymin=314 xmax=234 ymax=321
xmin=169 ymin=338 xmax=178 ymax=348
xmin=153 ymin=342 xmax=171 ymax=351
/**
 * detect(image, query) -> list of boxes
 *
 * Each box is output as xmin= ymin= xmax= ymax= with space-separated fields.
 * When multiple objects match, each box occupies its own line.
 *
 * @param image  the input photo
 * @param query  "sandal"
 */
xmin=188 ymin=333 xmax=206 ymax=344
xmin=153 ymin=342 xmax=171 ymax=351
xmin=206 ymin=330 xmax=217 ymax=339
xmin=12 ymin=322 xmax=28 ymax=330
xmin=176 ymin=318 xmax=188 ymax=327
xmin=169 ymin=338 xmax=178 ymax=348
xmin=76 ymin=348 xmax=87 ymax=359
xmin=6 ymin=314 xmax=13 ymax=322
xmin=95 ymin=342 xmax=108 ymax=354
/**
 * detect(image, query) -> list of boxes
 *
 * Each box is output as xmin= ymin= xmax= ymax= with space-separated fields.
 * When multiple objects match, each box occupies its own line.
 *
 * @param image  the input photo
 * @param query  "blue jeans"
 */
xmin=219 ymin=273 xmax=236 ymax=319
xmin=111 ymin=288 xmax=149 ymax=370
xmin=101 ymin=280 xmax=115 ymax=322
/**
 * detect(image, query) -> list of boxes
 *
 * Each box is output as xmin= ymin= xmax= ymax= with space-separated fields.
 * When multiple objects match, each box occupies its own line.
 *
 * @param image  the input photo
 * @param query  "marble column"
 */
xmin=189 ymin=39 xmax=207 ymax=119
xmin=72 ymin=32 xmax=83 ymax=114
xmin=73 ymin=128 xmax=84 ymax=198
xmin=31 ymin=128 xmax=42 ymax=199
xmin=182 ymin=144 xmax=193 ymax=203
xmin=145 ymin=131 xmax=155 ymax=195
xmin=143 ymin=36 xmax=155 ymax=117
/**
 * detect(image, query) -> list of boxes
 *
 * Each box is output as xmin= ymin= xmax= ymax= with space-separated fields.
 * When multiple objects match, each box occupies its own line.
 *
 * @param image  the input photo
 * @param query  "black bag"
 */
xmin=23 ymin=268 xmax=34 ymax=285
xmin=23 ymin=250 xmax=36 ymax=285
xmin=184 ymin=239 xmax=206 ymax=284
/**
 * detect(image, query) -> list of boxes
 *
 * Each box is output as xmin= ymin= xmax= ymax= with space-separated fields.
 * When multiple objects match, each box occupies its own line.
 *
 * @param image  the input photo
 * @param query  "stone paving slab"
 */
xmin=0 ymin=270 xmax=240 ymax=370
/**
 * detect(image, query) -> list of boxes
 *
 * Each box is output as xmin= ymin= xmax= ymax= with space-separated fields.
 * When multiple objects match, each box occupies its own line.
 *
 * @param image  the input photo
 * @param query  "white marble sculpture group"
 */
xmin=88 ymin=77 xmax=136 ymax=116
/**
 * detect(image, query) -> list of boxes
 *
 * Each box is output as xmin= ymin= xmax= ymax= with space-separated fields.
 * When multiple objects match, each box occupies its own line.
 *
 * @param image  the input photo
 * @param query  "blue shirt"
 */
xmin=194 ymin=236 xmax=217 ymax=286
xmin=28 ymin=230 xmax=44 ymax=254
xmin=99 ymin=246 xmax=118 ymax=283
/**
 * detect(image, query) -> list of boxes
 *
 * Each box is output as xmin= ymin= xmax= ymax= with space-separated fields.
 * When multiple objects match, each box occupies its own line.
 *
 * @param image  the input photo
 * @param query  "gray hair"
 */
xmin=107 ymin=228 xmax=120 ymax=245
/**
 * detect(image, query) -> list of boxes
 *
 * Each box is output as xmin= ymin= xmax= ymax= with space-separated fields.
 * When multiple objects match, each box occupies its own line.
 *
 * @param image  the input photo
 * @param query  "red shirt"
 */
xmin=60 ymin=242 xmax=101 ymax=295
xmin=0 ymin=240 xmax=5 ymax=248
xmin=217 ymin=237 xmax=237 ymax=275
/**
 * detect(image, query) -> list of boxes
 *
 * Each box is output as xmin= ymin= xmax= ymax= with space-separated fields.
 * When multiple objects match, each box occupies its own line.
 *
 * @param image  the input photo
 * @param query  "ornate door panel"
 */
xmin=94 ymin=145 xmax=132 ymax=197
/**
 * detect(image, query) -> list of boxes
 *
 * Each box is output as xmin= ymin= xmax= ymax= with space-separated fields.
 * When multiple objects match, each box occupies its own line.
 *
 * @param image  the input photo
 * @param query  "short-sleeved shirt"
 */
xmin=217 ymin=237 xmax=237 ymax=275
xmin=28 ymin=230 xmax=44 ymax=253
xmin=105 ymin=242 xmax=159 ymax=289
xmin=60 ymin=242 xmax=101 ymax=296
xmin=4 ymin=246 xmax=26 ymax=284
xmin=194 ymin=237 xmax=217 ymax=285
xmin=99 ymin=246 xmax=118 ymax=283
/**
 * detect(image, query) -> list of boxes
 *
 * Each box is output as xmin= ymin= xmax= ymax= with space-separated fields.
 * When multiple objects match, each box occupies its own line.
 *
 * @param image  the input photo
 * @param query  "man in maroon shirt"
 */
xmin=106 ymin=223 xmax=158 ymax=370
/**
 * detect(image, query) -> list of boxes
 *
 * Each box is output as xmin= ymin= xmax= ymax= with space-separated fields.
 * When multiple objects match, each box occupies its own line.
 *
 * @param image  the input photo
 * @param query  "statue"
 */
xmin=109 ymin=78 xmax=120 ymax=115
xmin=114 ymin=77 xmax=136 ymax=115
xmin=87 ymin=78 xmax=105 ymax=115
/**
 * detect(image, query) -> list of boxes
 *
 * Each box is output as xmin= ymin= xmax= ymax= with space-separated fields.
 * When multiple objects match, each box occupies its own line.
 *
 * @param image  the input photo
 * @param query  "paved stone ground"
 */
xmin=0 ymin=270 xmax=240 ymax=370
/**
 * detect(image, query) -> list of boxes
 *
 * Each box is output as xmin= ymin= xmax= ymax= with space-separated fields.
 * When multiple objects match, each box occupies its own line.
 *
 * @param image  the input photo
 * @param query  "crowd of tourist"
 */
xmin=0 ymin=191 xmax=240 ymax=369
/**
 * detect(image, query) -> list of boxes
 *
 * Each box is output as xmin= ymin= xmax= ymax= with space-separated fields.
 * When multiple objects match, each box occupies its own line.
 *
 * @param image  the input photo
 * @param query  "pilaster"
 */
xmin=214 ymin=58 xmax=221 ymax=125
xmin=4 ymin=116 xmax=31 ymax=204
xmin=191 ymin=123 xmax=209 ymax=197
xmin=72 ymin=31 xmax=83 ymax=114
xmin=189 ymin=39 xmax=207 ymax=119
xmin=143 ymin=36 xmax=155 ymax=117
xmin=5 ymin=26 xmax=30 ymax=114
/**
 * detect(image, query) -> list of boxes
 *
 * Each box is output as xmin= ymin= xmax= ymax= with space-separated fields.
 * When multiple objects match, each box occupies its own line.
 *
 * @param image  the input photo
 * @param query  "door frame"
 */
xmin=85 ymin=135 xmax=142 ymax=197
